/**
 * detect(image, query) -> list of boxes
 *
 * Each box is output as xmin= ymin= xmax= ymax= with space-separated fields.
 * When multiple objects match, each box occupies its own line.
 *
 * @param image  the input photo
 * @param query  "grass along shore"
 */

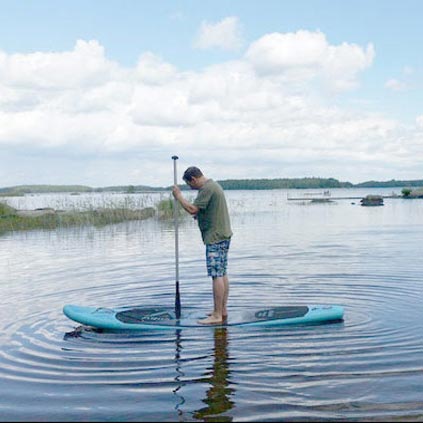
xmin=0 ymin=195 xmax=185 ymax=234
xmin=0 ymin=201 xmax=177 ymax=235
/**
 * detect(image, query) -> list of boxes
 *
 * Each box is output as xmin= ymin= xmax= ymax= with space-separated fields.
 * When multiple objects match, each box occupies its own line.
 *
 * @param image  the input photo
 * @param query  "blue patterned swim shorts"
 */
xmin=206 ymin=239 xmax=231 ymax=278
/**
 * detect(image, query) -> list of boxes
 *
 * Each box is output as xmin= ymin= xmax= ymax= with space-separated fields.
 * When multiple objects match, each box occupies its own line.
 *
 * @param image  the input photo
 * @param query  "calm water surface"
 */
xmin=0 ymin=189 xmax=422 ymax=421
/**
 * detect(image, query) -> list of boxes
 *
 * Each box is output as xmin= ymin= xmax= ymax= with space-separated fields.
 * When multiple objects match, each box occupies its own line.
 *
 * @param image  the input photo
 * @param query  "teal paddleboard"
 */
xmin=63 ymin=304 xmax=344 ymax=330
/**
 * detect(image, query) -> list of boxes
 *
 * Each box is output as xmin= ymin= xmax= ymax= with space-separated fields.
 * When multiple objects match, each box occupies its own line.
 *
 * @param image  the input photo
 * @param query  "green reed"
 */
xmin=156 ymin=196 xmax=186 ymax=220
xmin=0 ymin=199 xmax=156 ymax=235
xmin=0 ymin=189 xmax=199 ymax=234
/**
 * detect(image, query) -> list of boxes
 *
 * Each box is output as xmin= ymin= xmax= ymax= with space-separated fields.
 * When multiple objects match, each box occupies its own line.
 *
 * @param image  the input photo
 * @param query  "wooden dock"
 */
xmin=287 ymin=195 xmax=401 ymax=201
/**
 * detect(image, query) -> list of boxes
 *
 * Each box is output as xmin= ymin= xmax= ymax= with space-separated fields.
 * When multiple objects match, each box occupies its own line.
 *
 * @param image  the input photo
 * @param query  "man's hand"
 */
xmin=172 ymin=185 xmax=200 ymax=216
xmin=172 ymin=184 xmax=182 ymax=200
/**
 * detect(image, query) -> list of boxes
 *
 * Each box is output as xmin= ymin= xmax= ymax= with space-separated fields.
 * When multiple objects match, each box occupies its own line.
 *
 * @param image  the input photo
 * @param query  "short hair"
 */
xmin=183 ymin=166 xmax=203 ymax=182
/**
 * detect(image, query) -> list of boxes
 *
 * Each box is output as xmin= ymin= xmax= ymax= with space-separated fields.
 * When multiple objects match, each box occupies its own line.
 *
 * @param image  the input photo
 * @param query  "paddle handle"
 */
xmin=172 ymin=155 xmax=181 ymax=319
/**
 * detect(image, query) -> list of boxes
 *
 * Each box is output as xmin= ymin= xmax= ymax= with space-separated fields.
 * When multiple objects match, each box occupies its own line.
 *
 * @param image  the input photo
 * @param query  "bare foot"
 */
xmin=207 ymin=311 xmax=228 ymax=318
xmin=197 ymin=314 xmax=224 ymax=325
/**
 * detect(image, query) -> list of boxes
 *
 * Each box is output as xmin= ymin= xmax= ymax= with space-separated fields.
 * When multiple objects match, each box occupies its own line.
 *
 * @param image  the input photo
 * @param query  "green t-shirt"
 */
xmin=194 ymin=179 xmax=233 ymax=245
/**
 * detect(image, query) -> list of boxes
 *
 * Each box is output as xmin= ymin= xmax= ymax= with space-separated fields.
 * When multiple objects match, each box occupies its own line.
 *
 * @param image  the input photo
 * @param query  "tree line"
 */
xmin=1 ymin=177 xmax=423 ymax=194
xmin=217 ymin=177 xmax=352 ymax=190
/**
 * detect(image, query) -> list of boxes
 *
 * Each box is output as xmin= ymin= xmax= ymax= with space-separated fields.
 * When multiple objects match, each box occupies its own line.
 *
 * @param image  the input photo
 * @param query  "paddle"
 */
xmin=172 ymin=155 xmax=181 ymax=319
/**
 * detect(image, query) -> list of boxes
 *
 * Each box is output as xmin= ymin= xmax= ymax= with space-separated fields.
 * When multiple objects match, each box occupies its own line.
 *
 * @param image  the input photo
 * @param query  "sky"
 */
xmin=0 ymin=0 xmax=422 ymax=187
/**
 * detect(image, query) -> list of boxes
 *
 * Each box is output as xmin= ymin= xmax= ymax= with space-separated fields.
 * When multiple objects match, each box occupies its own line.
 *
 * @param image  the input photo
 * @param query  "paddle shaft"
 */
xmin=172 ymin=155 xmax=181 ymax=318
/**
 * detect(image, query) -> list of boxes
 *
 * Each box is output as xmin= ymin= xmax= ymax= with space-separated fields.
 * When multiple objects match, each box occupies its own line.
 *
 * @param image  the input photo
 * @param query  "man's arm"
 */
xmin=172 ymin=185 xmax=199 ymax=216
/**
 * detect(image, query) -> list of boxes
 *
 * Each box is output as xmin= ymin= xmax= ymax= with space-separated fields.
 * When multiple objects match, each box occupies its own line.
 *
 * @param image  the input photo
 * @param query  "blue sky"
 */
xmin=0 ymin=0 xmax=422 ymax=186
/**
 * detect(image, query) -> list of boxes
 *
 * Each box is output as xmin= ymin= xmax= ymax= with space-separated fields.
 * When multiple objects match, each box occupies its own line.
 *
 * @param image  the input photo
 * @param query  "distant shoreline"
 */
xmin=0 ymin=177 xmax=422 ymax=195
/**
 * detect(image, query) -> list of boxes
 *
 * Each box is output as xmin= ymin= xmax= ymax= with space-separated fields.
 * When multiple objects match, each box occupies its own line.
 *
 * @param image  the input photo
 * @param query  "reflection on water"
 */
xmin=0 ymin=189 xmax=422 ymax=421
xmin=193 ymin=328 xmax=234 ymax=422
xmin=173 ymin=329 xmax=186 ymax=420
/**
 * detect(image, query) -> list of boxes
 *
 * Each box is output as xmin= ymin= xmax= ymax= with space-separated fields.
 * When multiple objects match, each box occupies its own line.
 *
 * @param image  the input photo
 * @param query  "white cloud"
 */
xmin=245 ymin=30 xmax=374 ymax=91
xmin=0 ymin=34 xmax=421 ymax=186
xmin=135 ymin=52 xmax=178 ymax=85
xmin=193 ymin=16 xmax=243 ymax=51
xmin=246 ymin=30 xmax=328 ymax=70
xmin=0 ymin=40 xmax=120 ymax=89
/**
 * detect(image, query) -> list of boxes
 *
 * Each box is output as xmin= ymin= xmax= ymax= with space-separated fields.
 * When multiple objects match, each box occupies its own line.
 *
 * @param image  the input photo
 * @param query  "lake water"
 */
xmin=1 ymin=188 xmax=422 ymax=421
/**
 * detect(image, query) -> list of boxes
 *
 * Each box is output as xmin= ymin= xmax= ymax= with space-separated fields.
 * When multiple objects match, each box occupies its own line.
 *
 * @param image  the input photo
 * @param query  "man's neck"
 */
xmin=197 ymin=176 xmax=209 ymax=188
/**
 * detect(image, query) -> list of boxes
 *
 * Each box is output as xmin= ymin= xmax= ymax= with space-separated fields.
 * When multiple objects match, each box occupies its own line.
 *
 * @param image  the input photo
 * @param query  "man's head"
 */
xmin=183 ymin=166 xmax=205 ymax=189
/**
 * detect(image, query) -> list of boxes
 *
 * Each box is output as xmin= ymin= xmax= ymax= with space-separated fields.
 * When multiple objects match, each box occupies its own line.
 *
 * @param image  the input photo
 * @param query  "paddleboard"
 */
xmin=63 ymin=304 xmax=344 ymax=330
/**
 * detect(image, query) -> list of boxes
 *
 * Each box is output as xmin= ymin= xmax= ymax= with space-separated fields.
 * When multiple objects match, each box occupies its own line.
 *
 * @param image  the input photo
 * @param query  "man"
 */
xmin=172 ymin=166 xmax=233 ymax=325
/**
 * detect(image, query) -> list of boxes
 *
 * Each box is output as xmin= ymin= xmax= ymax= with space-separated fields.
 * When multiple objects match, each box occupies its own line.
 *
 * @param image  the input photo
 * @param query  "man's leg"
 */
xmin=207 ymin=274 xmax=229 ymax=317
xmin=222 ymin=240 xmax=230 ymax=317
xmin=198 ymin=276 xmax=225 ymax=324
xmin=198 ymin=240 xmax=230 ymax=325
xmin=222 ymin=274 xmax=229 ymax=317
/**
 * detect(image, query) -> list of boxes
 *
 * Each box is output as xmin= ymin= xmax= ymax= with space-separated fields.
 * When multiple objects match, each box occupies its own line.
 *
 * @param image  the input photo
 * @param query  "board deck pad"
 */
xmin=115 ymin=306 xmax=309 ymax=325
xmin=63 ymin=304 xmax=344 ymax=330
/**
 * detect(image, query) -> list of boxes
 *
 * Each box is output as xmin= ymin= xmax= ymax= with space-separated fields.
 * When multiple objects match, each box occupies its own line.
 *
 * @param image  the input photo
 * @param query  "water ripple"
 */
xmin=1 ymin=196 xmax=422 ymax=421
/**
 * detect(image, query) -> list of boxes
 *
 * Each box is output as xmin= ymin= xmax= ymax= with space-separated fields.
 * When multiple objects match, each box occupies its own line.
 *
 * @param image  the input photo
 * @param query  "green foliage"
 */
xmin=156 ymin=197 xmax=184 ymax=220
xmin=218 ymin=177 xmax=352 ymax=190
xmin=0 ymin=202 xmax=17 ymax=216
xmin=0 ymin=206 xmax=156 ymax=235
xmin=401 ymin=187 xmax=412 ymax=197
xmin=356 ymin=179 xmax=423 ymax=188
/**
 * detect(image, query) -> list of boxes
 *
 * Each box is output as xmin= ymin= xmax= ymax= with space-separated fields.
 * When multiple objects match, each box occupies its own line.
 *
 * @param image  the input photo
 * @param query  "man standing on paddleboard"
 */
xmin=172 ymin=166 xmax=232 ymax=325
